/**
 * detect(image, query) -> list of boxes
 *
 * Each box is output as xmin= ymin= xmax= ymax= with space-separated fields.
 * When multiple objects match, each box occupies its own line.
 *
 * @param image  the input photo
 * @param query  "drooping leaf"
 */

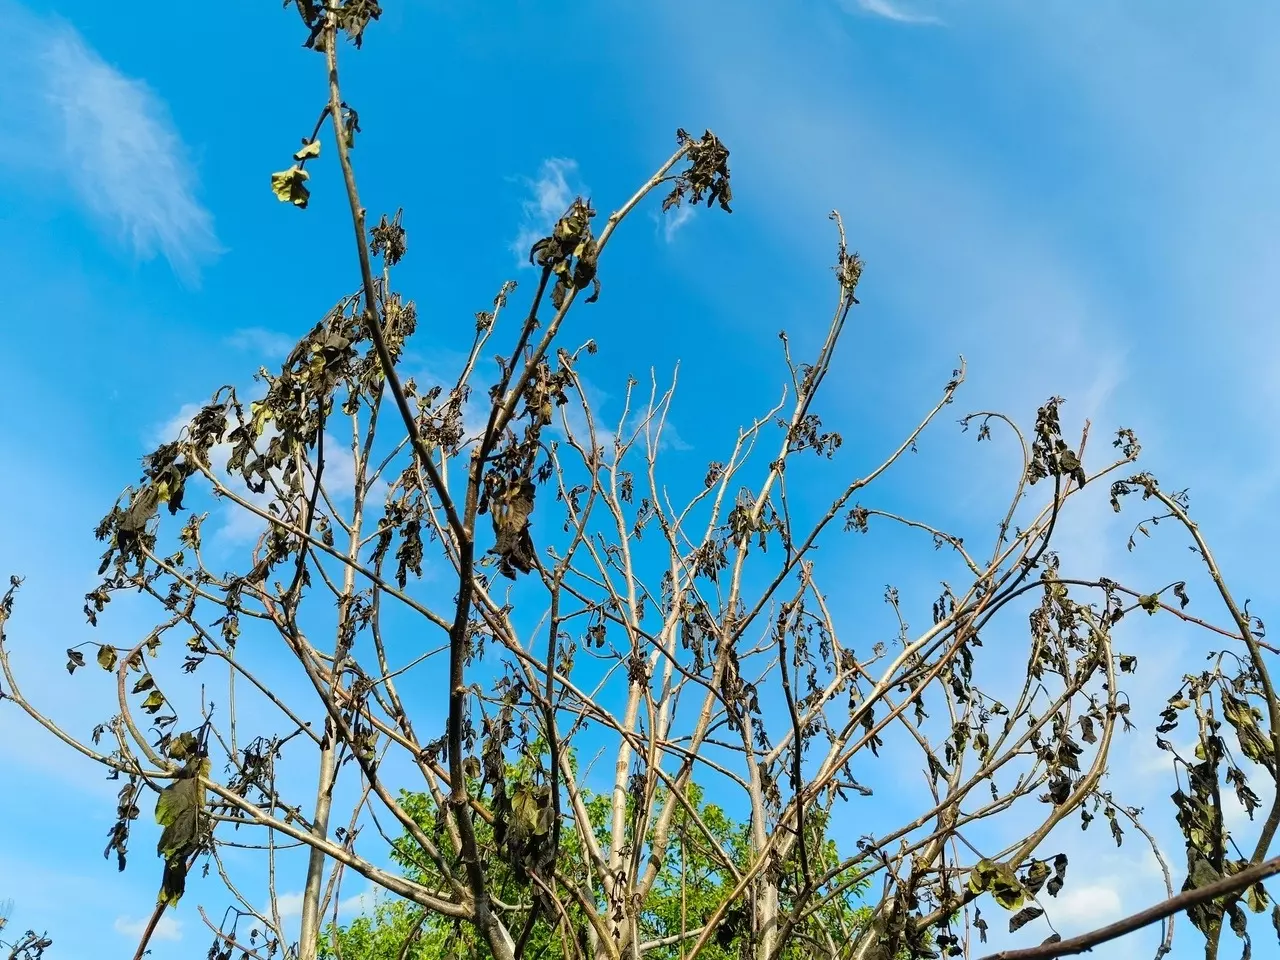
xmin=271 ymin=166 xmax=311 ymax=208
xmin=293 ymin=139 xmax=321 ymax=161
xmin=1245 ymin=881 xmax=1270 ymax=914
xmin=1079 ymin=714 xmax=1097 ymax=744
xmin=489 ymin=478 xmax=537 ymax=579
xmin=974 ymin=908 xmax=988 ymax=944
xmin=968 ymin=859 xmax=1026 ymax=911
xmin=167 ymin=731 xmax=199 ymax=761
xmin=141 ymin=689 xmax=166 ymax=714
xmin=1023 ymin=859 xmax=1051 ymax=896
xmin=1009 ymin=906 xmax=1044 ymax=933
xmin=1047 ymin=853 xmax=1068 ymax=897
xmin=154 ymin=757 xmax=210 ymax=906
xmin=97 ymin=644 xmax=118 ymax=671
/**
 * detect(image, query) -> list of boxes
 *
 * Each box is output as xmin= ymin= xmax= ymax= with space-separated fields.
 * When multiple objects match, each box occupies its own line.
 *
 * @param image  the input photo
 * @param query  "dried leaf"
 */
xmin=1009 ymin=906 xmax=1044 ymax=933
xmin=271 ymin=166 xmax=311 ymax=208
xmin=293 ymin=139 xmax=321 ymax=161
xmin=154 ymin=757 xmax=210 ymax=905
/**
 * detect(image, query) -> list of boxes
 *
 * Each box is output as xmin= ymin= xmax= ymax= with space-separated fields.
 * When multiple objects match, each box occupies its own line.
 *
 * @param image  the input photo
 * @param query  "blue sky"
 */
xmin=2 ymin=0 xmax=1280 ymax=958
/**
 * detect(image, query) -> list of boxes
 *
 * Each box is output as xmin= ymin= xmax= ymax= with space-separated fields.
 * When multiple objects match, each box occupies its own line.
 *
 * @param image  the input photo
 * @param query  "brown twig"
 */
xmin=977 ymin=856 xmax=1280 ymax=960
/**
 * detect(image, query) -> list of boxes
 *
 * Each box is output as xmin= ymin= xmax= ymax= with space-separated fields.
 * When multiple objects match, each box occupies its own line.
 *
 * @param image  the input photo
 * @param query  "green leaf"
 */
xmin=510 ymin=783 xmax=552 ymax=838
xmin=141 ymin=690 xmax=166 ymax=714
xmin=248 ymin=399 xmax=273 ymax=437
xmin=968 ymin=859 xmax=1026 ymax=911
xmin=512 ymin=786 xmax=537 ymax=830
xmin=167 ymin=731 xmax=199 ymax=761
xmin=993 ymin=881 xmax=1027 ymax=911
xmin=155 ymin=776 xmax=201 ymax=845
xmin=270 ymin=166 xmax=311 ymax=208
xmin=97 ymin=644 xmax=118 ymax=671
xmin=132 ymin=673 xmax=155 ymax=695
xmin=1138 ymin=594 xmax=1160 ymax=614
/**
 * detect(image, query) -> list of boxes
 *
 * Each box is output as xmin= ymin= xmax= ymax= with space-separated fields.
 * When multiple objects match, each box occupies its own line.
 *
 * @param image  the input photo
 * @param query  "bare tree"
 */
xmin=1 ymin=6 xmax=1277 ymax=960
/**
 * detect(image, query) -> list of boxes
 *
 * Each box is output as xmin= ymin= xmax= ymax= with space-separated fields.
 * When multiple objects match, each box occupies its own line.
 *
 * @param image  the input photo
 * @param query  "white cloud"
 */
xmin=0 ymin=6 xmax=220 ymax=282
xmin=994 ymin=6 xmax=1280 ymax=500
xmin=658 ymin=419 xmax=694 ymax=452
xmin=271 ymin=887 xmax=372 ymax=922
xmin=226 ymin=327 xmax=299 ymax=358
xmin=840 ymin=0 xmax=941 ymax=26
xmin=272 ymin=890 xmax=305 ymax=920
xmin=662 ymin=203 xmax=696 ymax=242
xmin=1050 ymin=882 xmax=1124 ymax=928
xmin=1135 ymin=737 xmax=1195 ymax=778
xmin=511 ymin=158 xmax=586 ymax=265
xmin=338 ymin=888 xmax=375 ymax=917
xmin=152 ymin=401 xmax=207 ymax=450
xmin=114 ymin=912 xmax=182 ymax=942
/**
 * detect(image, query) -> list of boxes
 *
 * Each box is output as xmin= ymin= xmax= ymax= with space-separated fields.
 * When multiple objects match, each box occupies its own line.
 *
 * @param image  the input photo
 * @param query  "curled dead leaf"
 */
xmin=271 ymin=166 xmax=311 ymax=209
xmin=293 ymin=139 xmax=321 ymax=162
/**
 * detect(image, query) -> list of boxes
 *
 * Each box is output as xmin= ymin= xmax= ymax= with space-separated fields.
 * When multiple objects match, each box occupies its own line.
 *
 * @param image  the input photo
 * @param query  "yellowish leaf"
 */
xmin=293 ymin=139 xmax=321 ymax=162
xmin=270 ymin=166 xmax=311 ymax=209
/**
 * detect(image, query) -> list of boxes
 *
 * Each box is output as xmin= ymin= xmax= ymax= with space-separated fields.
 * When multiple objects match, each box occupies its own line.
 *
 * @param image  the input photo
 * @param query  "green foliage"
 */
xmin=321 ymin=752 xmax=873 ymax=960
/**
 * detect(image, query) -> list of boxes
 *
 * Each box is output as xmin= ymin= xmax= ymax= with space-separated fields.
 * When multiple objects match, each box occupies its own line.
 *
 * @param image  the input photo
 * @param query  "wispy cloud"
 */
xmin=1050 ymin=882 xmax=1124 ymax=928
xmin=272 ymin=887 xmax=372 ymax=921
xmin=115 ymin=912 xmax=182 ymax=942
xmin=516 ymin=155 xmax=694 ymax=254
xmin=661 ymin=203 xmax=696 ymax=242
xmin=510 ymin=158 xmax=586 ymax=265
xmin=226 ymin=326 xmax=298 ymax=358
xmin=0 ymin=5 xmax=220 ymax=282
xmin=840 ymin=0 xmax=941 ymax=26
xmin=272 ymin=891 xmax=305 ymax=920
